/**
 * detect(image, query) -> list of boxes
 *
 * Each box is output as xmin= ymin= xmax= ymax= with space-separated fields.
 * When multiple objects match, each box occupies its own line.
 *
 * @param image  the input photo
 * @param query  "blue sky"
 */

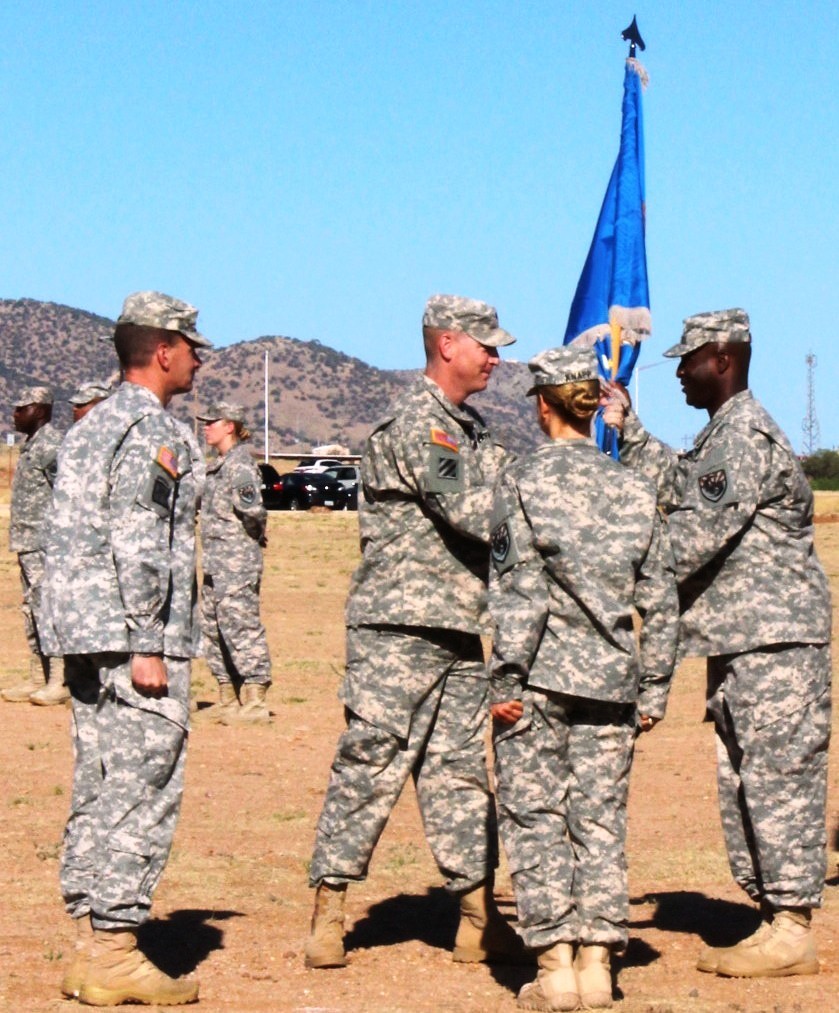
xmin=2 ymin=1 xmax=837 ymax=450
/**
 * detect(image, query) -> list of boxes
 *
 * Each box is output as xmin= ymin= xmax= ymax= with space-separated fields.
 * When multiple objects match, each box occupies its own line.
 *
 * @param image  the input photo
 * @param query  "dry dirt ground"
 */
xmin=0 ymin=490 xmax=838 ymax=1013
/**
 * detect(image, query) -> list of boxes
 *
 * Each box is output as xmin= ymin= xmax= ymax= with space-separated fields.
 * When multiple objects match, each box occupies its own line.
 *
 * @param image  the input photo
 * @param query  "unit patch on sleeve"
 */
xmin=236 ymin=482 xmax=257 ymax=507
xmin=426 ymin=445 xmax=464 ymax=493
xmin=490 ymin=519 xmax=520 ymax=574
xmin=698 ymin=467 xmax=728 ymax=504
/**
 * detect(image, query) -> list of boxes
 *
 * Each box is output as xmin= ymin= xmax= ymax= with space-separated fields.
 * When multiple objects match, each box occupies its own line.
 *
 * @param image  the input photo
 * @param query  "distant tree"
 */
xmin=802 ymin=449 xmax=839 ymax=490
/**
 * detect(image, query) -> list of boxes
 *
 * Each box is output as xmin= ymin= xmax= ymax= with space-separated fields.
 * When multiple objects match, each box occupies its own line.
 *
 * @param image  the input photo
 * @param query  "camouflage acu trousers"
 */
xmin=309 ymin=625 xmax=498 ymax=893
xmin=60 ymin=653 xmax=189 ymax=929
xmin=17 ymin=549 xmax=47 ymax=657
xmin=707 ymin=643 xmax=831 ymax=909
xmin=201 ymin=576 xmax=271 ymax=686
xmin=493 ymin=689 xmax=636 ymax=950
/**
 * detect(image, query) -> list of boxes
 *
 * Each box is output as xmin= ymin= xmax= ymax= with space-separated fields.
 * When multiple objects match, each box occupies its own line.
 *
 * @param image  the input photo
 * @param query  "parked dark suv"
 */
xmin=258 ymin=463 xmax=346 ymax=511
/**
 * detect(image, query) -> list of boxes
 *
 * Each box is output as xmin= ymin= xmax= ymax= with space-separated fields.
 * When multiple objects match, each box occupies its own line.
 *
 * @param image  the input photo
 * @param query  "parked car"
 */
xmin=293 ymin=457 xmax=344 ymax=474
xmin=324 ymin=465 xmax=360 ymax=511
xmin=258 ymin=463 xmax=346 ymax=511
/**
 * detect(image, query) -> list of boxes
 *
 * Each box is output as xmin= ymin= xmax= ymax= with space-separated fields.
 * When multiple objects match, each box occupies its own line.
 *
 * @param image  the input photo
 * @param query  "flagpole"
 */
xmin=264 ymin=349 xmax=269 ymax=464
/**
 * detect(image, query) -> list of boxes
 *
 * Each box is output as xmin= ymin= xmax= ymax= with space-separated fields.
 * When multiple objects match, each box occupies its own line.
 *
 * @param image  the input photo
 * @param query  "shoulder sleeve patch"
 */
xmin=695 ymin=445 xmax=738 ymax=506
xmin=156 ymin=446 xmax=179 ymax=478
xmin=425 ymin=445 xmax=464 ymax=493
xmin=235 ymin=481 xmax=258 ymax=507
xmin=490 ymin=518 xmax=520 ymax=574
xmin=138 ymin=461 xmax=176 ymax=518
xmin=430 ymin=428 xmax=459 ymax=453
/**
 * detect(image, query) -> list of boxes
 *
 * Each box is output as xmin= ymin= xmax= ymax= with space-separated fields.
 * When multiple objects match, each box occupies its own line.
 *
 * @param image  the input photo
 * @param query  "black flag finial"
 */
xmin=621 ymin=15 xmax=645 ymax=58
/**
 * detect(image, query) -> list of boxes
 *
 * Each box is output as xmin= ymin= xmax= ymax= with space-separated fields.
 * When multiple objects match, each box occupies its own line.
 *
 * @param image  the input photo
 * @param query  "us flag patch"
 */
xmin=156 ymin=446 xmax=178 ymax=478
xmin=430 ymin=428 xmax=459 ymax=453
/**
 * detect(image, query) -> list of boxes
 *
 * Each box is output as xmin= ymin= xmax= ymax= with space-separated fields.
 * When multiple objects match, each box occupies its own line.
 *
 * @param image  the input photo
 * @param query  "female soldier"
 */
xmin=198 ymin=401 xmax=272 ymax=725
xmin=489 ymin=346 xmax=678 ymax=1010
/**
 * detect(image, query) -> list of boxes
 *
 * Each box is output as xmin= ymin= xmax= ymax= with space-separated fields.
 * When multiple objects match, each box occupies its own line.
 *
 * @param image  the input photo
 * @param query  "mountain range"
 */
xmin=0 ymin=298 xmax=542 ymax=456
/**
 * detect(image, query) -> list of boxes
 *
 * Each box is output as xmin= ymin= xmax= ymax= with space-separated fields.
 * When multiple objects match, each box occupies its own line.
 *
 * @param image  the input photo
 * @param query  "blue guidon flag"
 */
xmin=563 ymin=56 xmax=650 ymax=458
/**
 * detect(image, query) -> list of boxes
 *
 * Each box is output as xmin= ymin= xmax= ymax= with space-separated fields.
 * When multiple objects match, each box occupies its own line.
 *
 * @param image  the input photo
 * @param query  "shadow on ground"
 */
xmin=345 ymin=887 xmax=455 ymax=952
xmin=631 ymin=890 xmax=761 ymax=947
xmin=138 ymin=908 xmax=242 ymax=976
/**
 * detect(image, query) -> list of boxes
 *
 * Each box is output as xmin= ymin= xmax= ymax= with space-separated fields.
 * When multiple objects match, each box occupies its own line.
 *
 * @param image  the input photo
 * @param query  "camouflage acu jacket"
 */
xmin=43 ymin=382 xmax=200 ymax=660
xmin=200 ymin=441 xmax=265 ymax=592
xmin=489 ymin=438 xmax=678 ymax=719
xmin=9 ymin=422 xmax=62 ymax=553
xmin=620 ymin=390 xmax=831 ymax=656
xmin=345 ymin=375 xmax=508 ymax=634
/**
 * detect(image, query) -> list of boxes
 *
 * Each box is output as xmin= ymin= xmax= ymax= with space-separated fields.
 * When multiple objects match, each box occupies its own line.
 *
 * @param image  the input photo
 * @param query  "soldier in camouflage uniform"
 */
xmin=604 ymin=308 xmax=832 ymax=979
xmin=306 ymin=294 xmax=526 ymax=971
xmin=42 ymin=291 xmax=209 ymax=1006
xmin=69 ymin=379 xmax=113 ymax=423
xmin=197 ymin=400 xmax=271 ymax=725
xmin=4 ymin=385 xmax=67 ymax=705
xmin=490 ymin=346 xmax=678 ymax=1011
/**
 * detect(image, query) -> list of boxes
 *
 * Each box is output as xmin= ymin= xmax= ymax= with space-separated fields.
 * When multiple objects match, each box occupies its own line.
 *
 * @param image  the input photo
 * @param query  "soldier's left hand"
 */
xmin=131 ymin=654 xmax=169 ymax=697
xmin=491 ymin=700 xmax=524 ymax=725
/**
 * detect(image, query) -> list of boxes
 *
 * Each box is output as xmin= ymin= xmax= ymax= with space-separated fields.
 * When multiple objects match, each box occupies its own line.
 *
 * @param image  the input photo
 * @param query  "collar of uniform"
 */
xmin=420 ymin=374 xmax=482 ymax=427
xmin=692 ymin=389 xmax=754 ymax=451
xmin=120 ymin=380 xmax=166 ymax=408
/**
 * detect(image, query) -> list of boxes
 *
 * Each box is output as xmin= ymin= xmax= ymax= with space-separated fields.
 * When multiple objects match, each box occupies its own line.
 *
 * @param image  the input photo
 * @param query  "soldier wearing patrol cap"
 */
xmin=3 ymin=385 xmax=67 ymax=705
xmin=196 ymin=399 xmax=271 ymax=725
xmin=489 ymin=345 xmax=678 ymax=1009
xmin=42 ymin=291 xmax=210 ymax=1006
xmin=604 ymin=308 xmax=832 ymax=979
xmin=68 ymin=379 xmax=113 ymax=423
xmin=306 ymin=294 xmax=527 ymax=971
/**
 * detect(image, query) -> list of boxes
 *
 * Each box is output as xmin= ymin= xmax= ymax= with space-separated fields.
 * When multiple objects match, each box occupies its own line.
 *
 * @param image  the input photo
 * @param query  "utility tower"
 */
xmin=801 ymin=352 xmax=820 ymax=456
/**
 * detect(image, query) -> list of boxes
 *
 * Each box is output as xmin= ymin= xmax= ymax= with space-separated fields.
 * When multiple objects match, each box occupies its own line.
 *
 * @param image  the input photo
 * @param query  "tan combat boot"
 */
xmin=31 ymin=657 xmax=70 ymax=706
xmin=60 ymin=913 xmax=94 ymax=998
xmin=575 ymin=944 xmax=612 ymax=1007
xmin=453 ymin=878 xmax=530 ymax=964
xmin=221 ymin=682 xmax=271 ymax=725
xmin=79 ymin=928 xmax=199 ymax=1006
xmin=193 ymin=681 xmax=239 ymax=724
xmin=304 ymin=882 xmax=348 ymax=969
xmin=716 ymin=908 xmax=819 ymax=978
xmin=518 ymin=942 xmax=579 ymax=1011
xmin=2 ymin=655 xmax=47 ymax=702
xmin=696 ymin=911 xmax=774 ymax=973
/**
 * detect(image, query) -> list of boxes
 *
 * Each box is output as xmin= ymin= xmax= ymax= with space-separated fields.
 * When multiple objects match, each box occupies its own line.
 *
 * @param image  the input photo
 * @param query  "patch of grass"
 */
xmin=272 ymin=809 xmax=306 ymax=823
xmin=383 ymin=843 xmax=421 ymax=871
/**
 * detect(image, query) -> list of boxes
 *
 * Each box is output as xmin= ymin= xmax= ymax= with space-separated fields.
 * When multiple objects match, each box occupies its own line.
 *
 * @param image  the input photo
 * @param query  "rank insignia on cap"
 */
xmin=430 ymin=428 xmax=459 ymax=453
xmin=698 ymin=468 xmax=727 ymax=503
xmin=156 ymin=446 xmax=178 ymax=478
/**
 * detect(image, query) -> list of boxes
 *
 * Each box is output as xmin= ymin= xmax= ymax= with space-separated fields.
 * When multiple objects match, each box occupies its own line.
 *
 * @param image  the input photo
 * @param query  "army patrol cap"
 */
xmin=14 ymin=385 xmax=54 ymax=407
xmin=117 ymin=290 xmax=213 ymax=348
xmin=664 ymin=308 xmax=751 ymax=358
xmin=526 ymin=346 xmax=599 ymax=395
xmin=69 ymin=380 xmax=112 ymax=406
xmin=422 ymin=294 xmax=516 ymax=348
xmin=196 ymin=400 xmax=246 ymax=424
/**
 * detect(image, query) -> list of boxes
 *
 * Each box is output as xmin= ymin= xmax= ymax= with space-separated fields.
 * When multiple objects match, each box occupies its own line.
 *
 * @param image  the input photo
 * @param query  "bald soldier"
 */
xmin=4 ymin=386 xmax=66 ymax=705
xmin=306 ymin=294 xmax=526 ymax=970
xmin=43 ymin=291 xmax=209 ymax=1006
xmin=605 ymin=309 xmax=832 ymax=978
